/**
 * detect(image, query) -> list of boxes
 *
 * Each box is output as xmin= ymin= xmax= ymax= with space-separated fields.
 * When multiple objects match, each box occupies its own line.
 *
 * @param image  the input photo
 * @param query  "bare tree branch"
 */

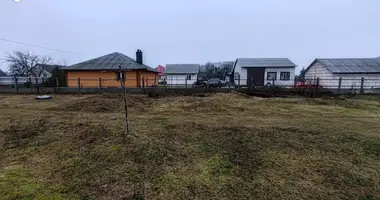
xmin=5 ymin=50 xmax=52 ymax=77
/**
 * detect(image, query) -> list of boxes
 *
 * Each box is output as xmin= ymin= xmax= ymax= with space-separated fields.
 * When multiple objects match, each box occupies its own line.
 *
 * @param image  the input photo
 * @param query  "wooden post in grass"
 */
xmin=360 ymin=77 xmax=364 ymax=94
xmin=120 ymin=66 xmax=131 ymax=154
xmin=293 ymin=77 xmax=297 ymax=92
xmin=99 ymin=78 xmax=103 ymax=92
xmin=338 ymin=77 xmax=342 ymax=95
xmin=77 ymin=78 xmax=81 ymax=93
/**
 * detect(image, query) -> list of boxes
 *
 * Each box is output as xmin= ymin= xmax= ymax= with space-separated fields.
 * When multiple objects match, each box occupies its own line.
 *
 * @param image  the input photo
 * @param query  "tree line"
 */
xmin=201 ymin=61 xmax=234 ymax=80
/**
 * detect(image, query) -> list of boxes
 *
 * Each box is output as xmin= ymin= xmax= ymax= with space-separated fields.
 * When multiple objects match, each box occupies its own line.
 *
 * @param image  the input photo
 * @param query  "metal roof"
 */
xmin=0 ymin=69 xmax=7 ymax=76
xmin=165 ymin=64 xmax=199 ymax=74
xmin=37 ymin=64 xmax=66 ymax=74
xmin=236 ymin=58 xmax=296 ymax=68
xmin=314 ymin=58 xmax=380 ymax=74
xmin=63 ymin=52 xmax=156 ymax=72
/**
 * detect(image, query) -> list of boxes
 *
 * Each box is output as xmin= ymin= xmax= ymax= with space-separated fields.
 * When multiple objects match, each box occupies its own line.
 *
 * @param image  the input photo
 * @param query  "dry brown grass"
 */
xmin=1 ymin=93 xmax=380 ymax=199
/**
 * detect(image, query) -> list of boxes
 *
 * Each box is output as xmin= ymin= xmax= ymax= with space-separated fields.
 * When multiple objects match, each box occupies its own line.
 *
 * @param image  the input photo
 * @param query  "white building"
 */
xmin=305 ymin=58 xmax=380 ymax=90
xmin=164 ymin=64 xmax=199 ymax=85
xmin=230 ymin=58 xmax=296 ymax=87
xmin=0 ymin=64 xmax=65 ymax=86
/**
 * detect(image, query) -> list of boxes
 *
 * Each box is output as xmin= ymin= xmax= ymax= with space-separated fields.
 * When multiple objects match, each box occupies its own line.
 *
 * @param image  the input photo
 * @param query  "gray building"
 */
xmin=165 ymin=64 xmax=200 ymax=85
xmin=305 ymin=58 xmax=380 ymax=89
xmin=231 ymin=58 xmax=296 ymax=87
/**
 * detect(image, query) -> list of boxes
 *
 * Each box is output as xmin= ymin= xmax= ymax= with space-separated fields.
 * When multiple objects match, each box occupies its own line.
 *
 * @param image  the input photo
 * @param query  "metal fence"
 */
xmin=1 ymin=76 xmax=380 ymax=95
xmin=234 ymin=77 xmax=380 ymax=94
xmin=0 ymin=76 xmax=47 ymax=86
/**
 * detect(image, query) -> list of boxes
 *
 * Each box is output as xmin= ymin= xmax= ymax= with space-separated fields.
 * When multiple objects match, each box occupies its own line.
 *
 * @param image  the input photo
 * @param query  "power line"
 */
xmin=0 ymin=37 xmax=91 ymax=56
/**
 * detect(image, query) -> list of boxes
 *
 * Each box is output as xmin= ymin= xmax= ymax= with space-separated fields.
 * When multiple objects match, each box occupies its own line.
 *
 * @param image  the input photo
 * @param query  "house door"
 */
xmin=247 ymin=68 xmax=265 ymax=87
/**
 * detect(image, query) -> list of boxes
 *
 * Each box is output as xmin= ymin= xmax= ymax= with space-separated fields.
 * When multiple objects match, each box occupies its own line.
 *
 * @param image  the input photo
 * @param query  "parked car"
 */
xmin=207 ymin=79 xmax=224 ymax=88
xmin=296 ymin=81 xmax=323 ymax=89
xmin=193 ymin=80 xmax=206 ymax=87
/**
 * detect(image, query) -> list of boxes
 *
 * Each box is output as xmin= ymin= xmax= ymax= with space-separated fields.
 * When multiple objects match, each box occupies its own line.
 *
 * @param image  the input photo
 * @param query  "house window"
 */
xmin=115 ymin=72 xmax=125 ymax=80
xmin=186 ymin=75 xmax=191 ymax=80
xmin=43 ymin=73 xmax=48 ymax=78
xmin=267 ymin=72 xmax=277 ymax=80
xmin=280 ymin=72 xmax=290 ymax=80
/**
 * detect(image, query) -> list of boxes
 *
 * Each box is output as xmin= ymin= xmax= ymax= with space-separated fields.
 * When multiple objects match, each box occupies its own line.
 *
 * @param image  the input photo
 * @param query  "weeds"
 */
xmin=1 ymin=94 xmax=380 ymax=199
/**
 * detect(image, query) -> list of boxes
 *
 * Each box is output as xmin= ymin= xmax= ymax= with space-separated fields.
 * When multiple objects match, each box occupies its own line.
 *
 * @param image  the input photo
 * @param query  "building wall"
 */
xmin=233 ymin=62 xmax=247 ymax=85
xmin=40 ymin=70 xmax=52 ymax=78
xmin=305 ymin=62 xmax=380 ymax=89
xmin=66 ymin=70 xmax=158 ymax=88
xmin=264 ymin=67 xmax=295 ymax=86
xmin=166 ymin=74 xmax=197 ymax=85
xmin=233 ymin=62 xmax=295 ymax=86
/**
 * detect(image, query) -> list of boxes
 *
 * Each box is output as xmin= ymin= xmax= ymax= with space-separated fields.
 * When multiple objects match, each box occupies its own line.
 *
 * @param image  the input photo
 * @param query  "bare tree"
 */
xmin=5 ymin=51 xmax=52 ymax=76
xmin=56 ymin=59 xmax=69 ymax=66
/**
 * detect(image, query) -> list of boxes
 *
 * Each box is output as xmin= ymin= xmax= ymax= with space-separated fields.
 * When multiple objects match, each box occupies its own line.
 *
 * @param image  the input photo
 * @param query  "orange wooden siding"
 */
xmin=66 ymin=70 xmax=158 ymax=88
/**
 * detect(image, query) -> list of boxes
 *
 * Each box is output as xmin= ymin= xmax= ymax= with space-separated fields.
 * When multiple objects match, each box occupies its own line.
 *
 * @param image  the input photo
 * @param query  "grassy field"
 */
xmin=1 ymin=93 xmax=380 ymax=200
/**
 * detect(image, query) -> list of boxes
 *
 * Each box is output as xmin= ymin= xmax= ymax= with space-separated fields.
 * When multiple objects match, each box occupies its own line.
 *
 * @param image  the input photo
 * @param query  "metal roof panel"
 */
xmin=317 ymin=58 xmax=380 ymax=73
xmin=236 ymin=58 xmax=296 ymax=67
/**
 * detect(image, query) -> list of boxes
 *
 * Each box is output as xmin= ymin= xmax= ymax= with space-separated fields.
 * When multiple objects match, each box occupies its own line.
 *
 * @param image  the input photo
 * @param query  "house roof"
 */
xmin=236 ymin=58 xmax=296 ymax=68
xmin=308 ymin=58 xmax=380 ymax=74
xmin=0 ymin=69 xmax=7 ymax=76
xmin=37 ymin=64 xmax=66 ymax=74
xmin=165 ymin=64 xmax=199 ymax=74
xmin=155 ymin=65 xmax=165 ymax=75
xmin=63 ymin=52 xmax=157 ymax=72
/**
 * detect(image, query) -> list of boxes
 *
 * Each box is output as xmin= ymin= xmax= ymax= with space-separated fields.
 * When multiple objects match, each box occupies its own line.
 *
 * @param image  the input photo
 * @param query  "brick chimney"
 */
xmin=136 ymin=49 xmax=143 ymax=64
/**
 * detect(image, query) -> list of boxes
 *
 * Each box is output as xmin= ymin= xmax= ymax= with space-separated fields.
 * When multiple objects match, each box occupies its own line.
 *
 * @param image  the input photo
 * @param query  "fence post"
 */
xmin=338 ymin=77 xmax=342 ymax=95
xmin=185 ymin=78 xmax=188 ymax=93
xmin=77 ymin=78 xmax=81 ymax=93
xmin=238 ymin=77 xmax=240 ymax=87
xmin=142 ymin=77 xmax=145 ymax=94
xmin=316 ymin=78 xmax=320 ymax=96
xmin=163 ymin=77 xmax=167 ymax=95
xmin=55 ymin=76 xmax=60 ymax=92
xmin=293 ymin=77 xmax=297 ymax=92
xmin=250 ymin=77 xmax=253 ymax=92
xmin=99 ymin=78 xmax=102 ymax=92
xmin=15 ymin=77 xmax=18 ymax=93
xmin=360 ymin=77 xmax=364 ymax=94
xmin=29 ymin=77 xmax=32 ymax=87
xmin=228 ymin=83 xmax=231 ymax=93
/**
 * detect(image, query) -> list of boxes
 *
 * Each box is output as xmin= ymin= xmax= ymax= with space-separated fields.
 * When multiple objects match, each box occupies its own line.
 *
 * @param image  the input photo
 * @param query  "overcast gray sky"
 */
xmin=1 ymin=0 xmax=379 ymax=73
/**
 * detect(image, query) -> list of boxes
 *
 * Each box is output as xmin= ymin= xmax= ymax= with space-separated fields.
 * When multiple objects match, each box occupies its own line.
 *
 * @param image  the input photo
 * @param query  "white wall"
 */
xmin=264 ymin=68 xmax=295 ymax=86
xmin=40 ymin=70 xmax=52 ymax=78
xmin=166 ymin=74 xmax=197 ymax=85
xmin=305 ymin=62 xmax=380 ymax=89
xmin=233 ymin=62 xmax=247 ymax=85
xmin=233 ymin=62 xmax=295 ymax=86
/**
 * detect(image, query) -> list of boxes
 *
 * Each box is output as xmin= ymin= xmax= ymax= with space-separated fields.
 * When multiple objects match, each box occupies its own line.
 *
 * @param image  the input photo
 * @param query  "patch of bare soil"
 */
xmin=55 ymin=94 xmax=157 ymax=113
